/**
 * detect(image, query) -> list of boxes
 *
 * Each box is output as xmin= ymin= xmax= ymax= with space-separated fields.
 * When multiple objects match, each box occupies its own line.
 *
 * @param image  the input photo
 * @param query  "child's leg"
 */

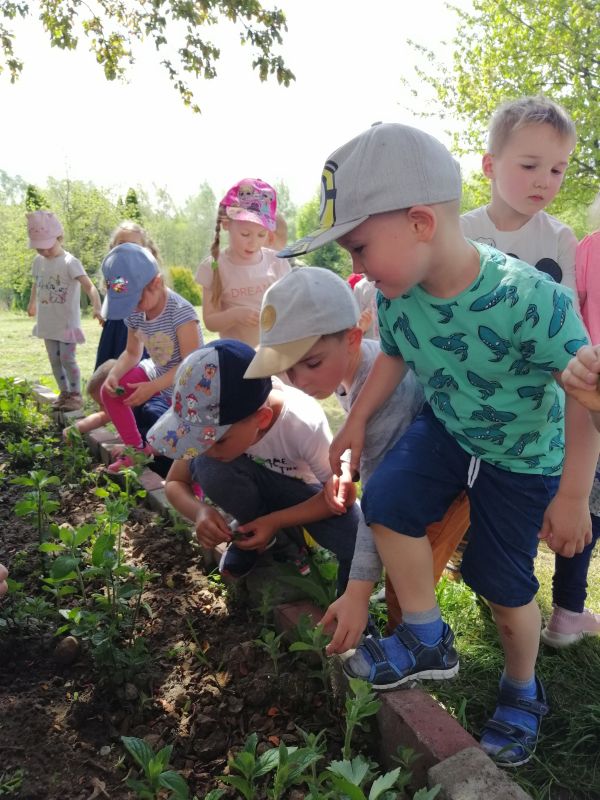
xmin=462 ymin=462 xmax=559 ymax=765
xmin=100 ymin=365 xmax=150 ymax=449
xmin=344 ymin=407 xmax=466 ymax=688
xmin=385 ymin=492 xmax=471 ymax=631
xmin=44 ymin=339 xmax=69 ymax=393
xmin=541 ymin=513 xmax=600 ymax=647
xmin=191 ymin=455 xmax=358 ymax=592
xmin=58 ymin=341 xmax=81 ymax=395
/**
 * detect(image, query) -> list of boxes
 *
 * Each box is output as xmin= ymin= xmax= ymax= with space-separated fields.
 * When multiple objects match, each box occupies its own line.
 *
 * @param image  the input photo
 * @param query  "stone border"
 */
xmin=30 ymin=384 xmax=532 ymax=799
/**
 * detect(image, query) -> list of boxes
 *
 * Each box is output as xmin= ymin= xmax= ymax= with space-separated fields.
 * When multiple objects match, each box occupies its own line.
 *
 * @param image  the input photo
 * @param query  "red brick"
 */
xmin=377 ymin=687 xmax=480 ymax=786
xmin=274 ymin=600 xmax=336 ymax=636
xmin=139 ymin=469 xmax=165 ymax=492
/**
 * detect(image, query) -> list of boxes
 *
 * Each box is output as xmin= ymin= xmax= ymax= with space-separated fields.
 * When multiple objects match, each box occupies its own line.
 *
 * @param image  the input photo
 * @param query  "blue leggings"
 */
xmin=552 ymin=513 xmax=600 ymax=612
xmin=191 ymin=454 xmax=359 ymax=595
xmin=44 ymin=339 xmax=80 ymax=394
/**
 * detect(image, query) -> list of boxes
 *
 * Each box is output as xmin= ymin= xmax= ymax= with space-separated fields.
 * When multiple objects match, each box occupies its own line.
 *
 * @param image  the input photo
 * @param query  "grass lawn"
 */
xmin=3 ymin=309 xmax=600 ymax=797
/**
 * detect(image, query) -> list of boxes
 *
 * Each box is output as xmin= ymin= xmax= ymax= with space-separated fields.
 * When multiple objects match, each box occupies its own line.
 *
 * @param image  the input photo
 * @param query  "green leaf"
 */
xmin=220 ymin=775 xmax=254 ymax=800
xmin=158 ymin=770 xmax=190 ymax=798
xmin=50 ymin=555 xmax=79 ymax=579
xmin=368 ymin=768 xmax=401 ymax=800
xmin=121 ymin=735 xmax=154 ymax=771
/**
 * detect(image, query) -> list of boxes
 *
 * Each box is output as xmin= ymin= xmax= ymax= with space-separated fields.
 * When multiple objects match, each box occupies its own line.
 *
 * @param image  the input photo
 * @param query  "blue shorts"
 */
xmin=362 ymin=405 xmax=560 ymax=607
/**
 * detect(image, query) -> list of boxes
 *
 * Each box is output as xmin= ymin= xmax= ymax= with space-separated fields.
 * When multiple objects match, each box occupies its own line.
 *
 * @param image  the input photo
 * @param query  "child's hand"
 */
xmin=123 ymin=381 xmax=157 ymax=407
xmin=234 ymin=516 xmax=278 ymax=551
xmin=235 ymin=307 xmax=260 ymax=327
xmin=194 ymin=505 xmax=232 ymax=548
xmin=321 ymin=588 xmax=370 ymax=654
xmin=538 ymin=493 xmax=592 ymax=557
xmin=0 ymin=563 xmax=9 ymax=599
xmin=357 ymin=308 xmax=373 ymax=333
xmin=93 ymin=309 xmax=105 ymax=326
xmin=330 ymin=418 xmax=365 ymax=479
xmin=27 ymin=304 xmax=36 ymax=317
xmin=324 ymin=473 xmax=357 ymax=515
xmin=562 ymin=345 xmax=600 ymax=409
xmin=102 ymin=373 xmax=121 ymax=396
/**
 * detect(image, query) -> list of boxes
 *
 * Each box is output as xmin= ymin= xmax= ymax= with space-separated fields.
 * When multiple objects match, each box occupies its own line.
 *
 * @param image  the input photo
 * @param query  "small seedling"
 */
xmin=121 ymin=736 xmax=190 ymax=799
xmin=0 ymin=767 xmax=25 ymax=796
xmin=342 ymin=678 xmax=381 ymax=760
xmin=253 ymin=628 xmax=285 ymax=677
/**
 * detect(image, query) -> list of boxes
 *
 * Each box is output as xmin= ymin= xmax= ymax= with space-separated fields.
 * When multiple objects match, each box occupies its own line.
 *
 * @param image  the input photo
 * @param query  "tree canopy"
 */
xmin=0 ymin=0 xmax=294 ymax=112
xmin=408 ymin=0 xmax=600 ymax=216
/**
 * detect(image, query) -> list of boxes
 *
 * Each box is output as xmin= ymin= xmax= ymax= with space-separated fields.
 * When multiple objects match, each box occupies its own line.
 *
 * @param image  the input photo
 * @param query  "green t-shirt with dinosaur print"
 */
xmin=377 ymin=242 xmax=588 ymax=475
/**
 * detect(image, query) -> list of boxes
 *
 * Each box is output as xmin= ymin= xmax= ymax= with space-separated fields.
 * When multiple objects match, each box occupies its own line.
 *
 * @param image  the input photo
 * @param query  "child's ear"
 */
xmin=347 ymin=326 xmax=363 ymax=351
xmin=407 ymin=206 xmax=437 ymax=241
xmin=255 ymin=405 xmax=273 ymax=430
xmin=482 ymin=153 xmax=494 ymax=179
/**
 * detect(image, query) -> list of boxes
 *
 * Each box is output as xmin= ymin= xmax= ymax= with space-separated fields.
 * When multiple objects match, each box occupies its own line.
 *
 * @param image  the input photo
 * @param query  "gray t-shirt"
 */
xmin=337 ymin=339 xmax=424 ymax=581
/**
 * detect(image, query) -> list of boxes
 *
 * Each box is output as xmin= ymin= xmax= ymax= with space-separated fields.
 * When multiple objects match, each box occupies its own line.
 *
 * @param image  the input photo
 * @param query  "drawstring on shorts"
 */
xmin=467 ymin=456 xmax=481 ymax=488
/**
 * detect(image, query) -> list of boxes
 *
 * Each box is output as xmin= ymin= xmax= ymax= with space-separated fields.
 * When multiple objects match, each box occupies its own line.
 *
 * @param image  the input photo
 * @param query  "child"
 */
xmin=65 ymin=222 xmax=156 ymax=437
xmin=99 ymin=243 xmax=202 ymax=472
xmin=245 ymin=266 xmax=471 ymax=652
xmin=26 ymin=210 xmax=103 ymax=410
xmin=462 ymin=97 xmax=578 ymax=304
xmin=146 ymin=339 xmax=359 ymax=595
xmin=195 ymin=179 xmax=291 ymax=347
xmin=95 ymin=221 xmax=158 ymax=370
xmin=462 ymin=97 xmax=600 ymax=648
xmin=279 ymin=122 xmax=597 ymax=766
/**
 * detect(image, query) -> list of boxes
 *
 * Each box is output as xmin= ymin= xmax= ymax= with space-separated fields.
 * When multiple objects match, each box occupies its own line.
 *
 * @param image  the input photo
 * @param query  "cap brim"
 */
xmin=244 ymin=335 xmax=321 ymax=378
xmin=277 ymin=216 xmax=369 ymax=258
xmin=146 ymin=407 xmax=230 ymax=460
xmin=29 ymin=237 xmax=57 ymax=250
xmin=104 ymin=294 xmax=141 ymax=320
xmin=226 ymin=207 xmax=275 ymax=231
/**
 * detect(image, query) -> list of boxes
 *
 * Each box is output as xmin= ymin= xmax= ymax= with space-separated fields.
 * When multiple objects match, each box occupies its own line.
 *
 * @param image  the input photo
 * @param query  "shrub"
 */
xmin=170 ymin=266 xmax=202 ymax=306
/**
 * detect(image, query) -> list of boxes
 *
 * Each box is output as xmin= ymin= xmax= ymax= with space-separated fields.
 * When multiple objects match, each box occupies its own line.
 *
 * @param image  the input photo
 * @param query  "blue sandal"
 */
xmin=480 ymin=676 xmax=549 ymax=767
xmin=343 ymin=622 xmax=459 ymax=690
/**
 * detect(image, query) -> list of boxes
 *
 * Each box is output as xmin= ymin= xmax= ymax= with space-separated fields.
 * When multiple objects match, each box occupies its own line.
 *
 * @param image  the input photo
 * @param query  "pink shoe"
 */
xmin=541 ymin=607 xmax=600 ymax=648
xmin=107 ymin=443 xmax=153 ymax=473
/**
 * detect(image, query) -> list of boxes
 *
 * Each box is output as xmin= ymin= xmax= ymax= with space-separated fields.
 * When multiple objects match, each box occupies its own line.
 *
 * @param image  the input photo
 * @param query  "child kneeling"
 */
xmin=148 ymin=339 xmax=358 ymax=594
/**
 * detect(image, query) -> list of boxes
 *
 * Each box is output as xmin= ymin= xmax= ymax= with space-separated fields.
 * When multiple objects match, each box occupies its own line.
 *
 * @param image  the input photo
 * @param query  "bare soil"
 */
xmin=0 ymin=435 xmax=357 ymax=799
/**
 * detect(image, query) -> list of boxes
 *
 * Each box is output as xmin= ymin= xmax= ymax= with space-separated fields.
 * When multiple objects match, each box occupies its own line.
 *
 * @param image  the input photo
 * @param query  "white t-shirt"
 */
xmin=195 ymin=248 xmax=291 ymax=346
xmin=354 ymin=277 xmax=379 ymax=340
xmin=460 ymin=206 xmax=579 ymax=312
xmin=245 ymin=381 xmax=332 ymax=486
xmin=31 ymin=251 xmax=86 ymax=342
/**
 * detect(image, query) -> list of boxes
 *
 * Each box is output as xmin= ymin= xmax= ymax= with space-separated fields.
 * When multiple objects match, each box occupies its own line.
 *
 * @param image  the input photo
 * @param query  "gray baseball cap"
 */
xmin=279 ymin=122 xmax=462 ymax=258
xmin=244 ymin=267 xmax=359 ymax=378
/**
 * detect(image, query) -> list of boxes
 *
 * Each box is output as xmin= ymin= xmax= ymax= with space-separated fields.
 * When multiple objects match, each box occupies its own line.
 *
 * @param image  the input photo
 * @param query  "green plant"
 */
xmin=278 ymin=549 xmax=337 ymax=609
xmin=256 ymin=582 xmax=278 ymax=627
xmin=289 ymin=615 xmax=332 ymax=693
xmin=0 ymin=768 xmax=25 ymax=796
xmin=12 ymin=469 xmax=60 ymax=543
xmin=0 ymin=377 xmax=41 ymax=440
xmin=62 ymin=427 xmax=93 ymax=482
xmin=220 ymin=732 xmax=279 ymax=800
xmin=40 ymin=522 xmax=96 ymax=604
xmin=121 ymin=736 xmax=190 ymax=799
xmin=6 ymin=435 xmax=54 ymax=469
xmin=254 ymin=628 xmax=285 ymax=677
xmin=342 ymin=679 xmax=381 ymax=760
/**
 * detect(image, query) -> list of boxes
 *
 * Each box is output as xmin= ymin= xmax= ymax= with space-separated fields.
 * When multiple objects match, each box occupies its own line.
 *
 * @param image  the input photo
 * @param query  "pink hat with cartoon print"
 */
xmin=27 ymin=210 xmax=64 ymax=249
xmin=221 ymin=178 xmax=277 ymax=231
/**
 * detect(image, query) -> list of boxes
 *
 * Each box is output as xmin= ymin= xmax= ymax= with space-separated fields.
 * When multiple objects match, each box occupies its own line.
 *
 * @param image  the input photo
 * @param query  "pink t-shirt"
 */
xmin=576 ymin=231 xmax=600 ymax=344
xmin=195 ymin=248 xmax=291 ymax=346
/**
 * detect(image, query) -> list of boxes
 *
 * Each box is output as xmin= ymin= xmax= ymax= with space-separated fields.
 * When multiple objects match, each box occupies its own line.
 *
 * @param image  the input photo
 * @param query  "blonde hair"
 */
xmin=209 ymin=204 xmax=229 ymax=307
xmin=109 ymin=220 xmax=161 ymax=263
xmin=487 ymin=96 xmax=576 ymax=155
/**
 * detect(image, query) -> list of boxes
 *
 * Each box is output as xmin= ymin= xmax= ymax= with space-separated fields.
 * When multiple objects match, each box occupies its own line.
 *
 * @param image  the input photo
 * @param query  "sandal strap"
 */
xmin=362 ymin=636 xmax=389 ymax=664
xmin=360 ymin=637 xmax=405 ymax=685
xmin=482 ymin=718 xmax=536 ymax=741
xmin=498 ymin=677 xmax=549 ymax=719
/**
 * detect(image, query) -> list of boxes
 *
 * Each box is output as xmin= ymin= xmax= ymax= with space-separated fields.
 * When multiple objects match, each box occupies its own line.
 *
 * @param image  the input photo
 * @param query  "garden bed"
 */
xmin=0 ymin=379 xmax=434 ymax=800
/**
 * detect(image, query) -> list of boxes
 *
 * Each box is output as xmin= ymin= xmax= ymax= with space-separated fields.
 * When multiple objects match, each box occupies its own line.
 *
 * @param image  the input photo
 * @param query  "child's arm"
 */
xmin=104 ymin=329 xmax=145 ymax=394
xmin=321 ymin=579 xmax=375 ymax=654
xmin=330 ymin=351 xmax=407 ymax=478
xmin=76 ymin=275 xmax=103 ymax=324
xmin=165 ymin=459 xmax=232 ymax=547
xmin=202 ymin=293 xmax=259 ymax=333
xmin=27 ymin=283 xmax=37 ymax=317
xmin=124 ymin=320 xmax=201 ymax=407
xmin=539 ymin=384 xmax=599 ymax=556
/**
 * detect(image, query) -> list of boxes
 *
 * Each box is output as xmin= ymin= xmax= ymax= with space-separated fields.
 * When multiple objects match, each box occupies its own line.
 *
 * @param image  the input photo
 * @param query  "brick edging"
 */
xmin=29 ymin=384 xmax=532 ymax=798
